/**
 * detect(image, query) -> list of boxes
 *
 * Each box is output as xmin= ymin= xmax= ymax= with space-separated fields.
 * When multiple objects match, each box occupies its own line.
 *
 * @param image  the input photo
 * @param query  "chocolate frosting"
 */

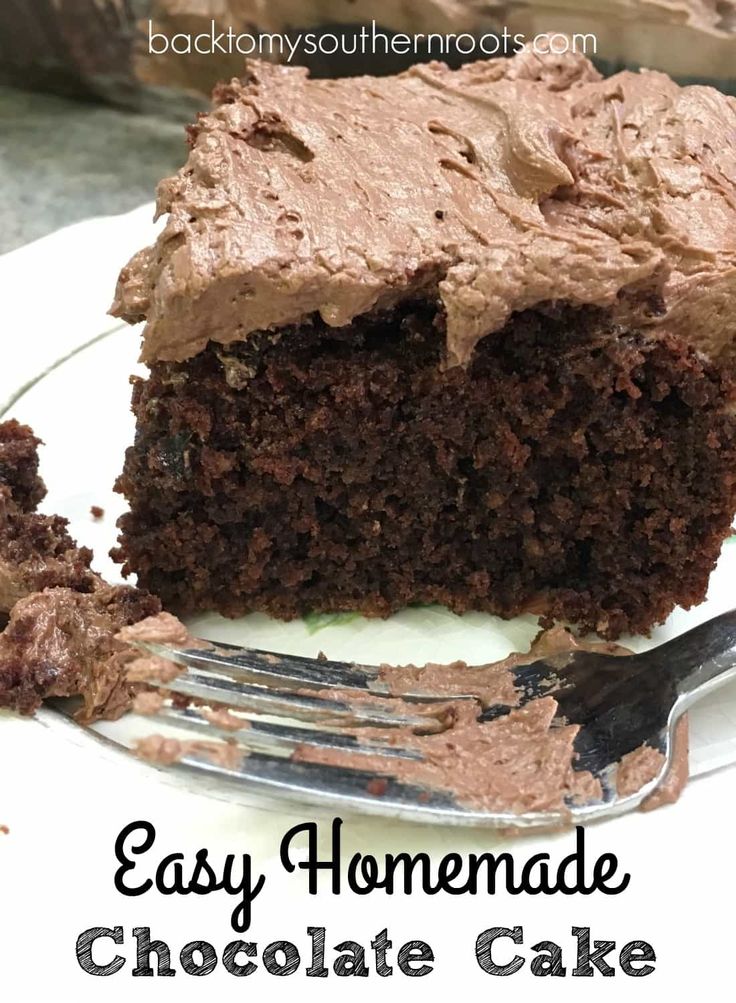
xmin=0 ymin=585 xmax=161 ymax=720
xmin=112 ymin=48 xmax=736 ymax=368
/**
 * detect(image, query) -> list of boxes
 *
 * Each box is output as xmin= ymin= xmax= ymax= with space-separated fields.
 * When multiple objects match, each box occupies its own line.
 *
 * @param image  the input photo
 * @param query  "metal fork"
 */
xmin=54 ymin=609 xmax=736 ymax=828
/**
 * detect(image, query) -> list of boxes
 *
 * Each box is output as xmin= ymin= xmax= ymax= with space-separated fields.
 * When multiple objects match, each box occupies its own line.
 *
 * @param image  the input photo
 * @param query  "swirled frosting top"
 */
xmin=111 ymin=48 xmax=736 ymax=367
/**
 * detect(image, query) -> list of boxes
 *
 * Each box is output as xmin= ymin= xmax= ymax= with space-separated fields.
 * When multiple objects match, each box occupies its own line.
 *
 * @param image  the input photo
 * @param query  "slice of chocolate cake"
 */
xmin=111 ymin=49 xmax=736 ymax=638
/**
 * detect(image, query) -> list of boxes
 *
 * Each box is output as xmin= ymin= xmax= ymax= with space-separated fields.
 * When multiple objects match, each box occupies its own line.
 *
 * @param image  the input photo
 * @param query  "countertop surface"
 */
xmin=0 ymin=85 xmax=183 ymax=254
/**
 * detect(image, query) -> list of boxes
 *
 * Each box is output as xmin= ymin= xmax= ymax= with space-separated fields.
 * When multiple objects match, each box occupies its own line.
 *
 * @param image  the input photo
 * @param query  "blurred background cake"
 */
xmin=1 ymin=1 xmax=734 ymax=115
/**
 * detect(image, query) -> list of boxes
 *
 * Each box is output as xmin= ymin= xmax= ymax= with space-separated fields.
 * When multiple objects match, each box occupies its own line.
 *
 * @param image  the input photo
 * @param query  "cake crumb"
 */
xmin=135 ymin=734 xmax=243 ymax=770
xmin=132 ymin=690 xmax=166 ymax=715
xmin=90 ymin=505 xmax=105 ymax=520
xmin=126 ymin=653 xmax=182 ymax=684
xmin=203 ymin=707 xmax=248 ymax=731
xmin=0 ymin=824 xmax=9 ymax=835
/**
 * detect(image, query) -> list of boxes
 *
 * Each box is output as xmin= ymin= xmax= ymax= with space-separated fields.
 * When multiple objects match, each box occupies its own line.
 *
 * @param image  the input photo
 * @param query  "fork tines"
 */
xmin=133 ymin=640 xmax=453 ymax=772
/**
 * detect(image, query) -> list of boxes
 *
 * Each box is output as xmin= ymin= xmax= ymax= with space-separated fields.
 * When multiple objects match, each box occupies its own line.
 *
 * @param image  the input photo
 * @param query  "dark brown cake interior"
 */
xmin=0 ymin=419 xmax=162 ymax=718
xmin=114 ymin=305 xmax=736 ymax=638
xmin=0 ymin=421 xmax=98 ymax=614
xmin=0 ymin=419 xmax=46 ymax=512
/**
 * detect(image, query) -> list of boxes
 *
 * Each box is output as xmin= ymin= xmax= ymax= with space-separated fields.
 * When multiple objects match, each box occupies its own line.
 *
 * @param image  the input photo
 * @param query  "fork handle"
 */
xmin=645 ymin=608 xmax=736 ymax=706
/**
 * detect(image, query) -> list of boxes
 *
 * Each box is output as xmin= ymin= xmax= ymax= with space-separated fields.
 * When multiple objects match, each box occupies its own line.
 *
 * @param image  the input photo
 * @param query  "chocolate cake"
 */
xmin=0 ymin=420 xmax=46 ymax=514
xmin=0 ymin=586 xmax=161 ymax=720
xmin=0 ymin=420 xmax=161 ymax=718
xmin=112 ymin=49 xmax=736 ymax=638
xmin=0 ymin=421 xmax=99 ymax=616
xmin=0 ymin=494 xmax=98 ymax=616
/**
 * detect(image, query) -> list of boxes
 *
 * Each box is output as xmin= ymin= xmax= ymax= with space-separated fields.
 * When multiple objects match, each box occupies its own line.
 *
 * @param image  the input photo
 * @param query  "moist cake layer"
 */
xmin=111 ymin=49 xmax=736 ymax=370
xmin=0 ymin=420 xmax=46 ymax=513
xmin=113 ymin=305 xmax=736 ymax=638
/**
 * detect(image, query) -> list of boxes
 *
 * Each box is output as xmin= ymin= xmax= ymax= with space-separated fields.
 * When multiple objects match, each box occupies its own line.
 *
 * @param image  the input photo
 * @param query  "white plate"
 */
xmin=5 ymin=318 xmax=736 ymax=786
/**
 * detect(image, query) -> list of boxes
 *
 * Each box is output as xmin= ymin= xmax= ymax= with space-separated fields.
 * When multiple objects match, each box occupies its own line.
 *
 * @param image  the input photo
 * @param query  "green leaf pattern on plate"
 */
xmin=302 ymin=611 xmax=362 ymax=635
